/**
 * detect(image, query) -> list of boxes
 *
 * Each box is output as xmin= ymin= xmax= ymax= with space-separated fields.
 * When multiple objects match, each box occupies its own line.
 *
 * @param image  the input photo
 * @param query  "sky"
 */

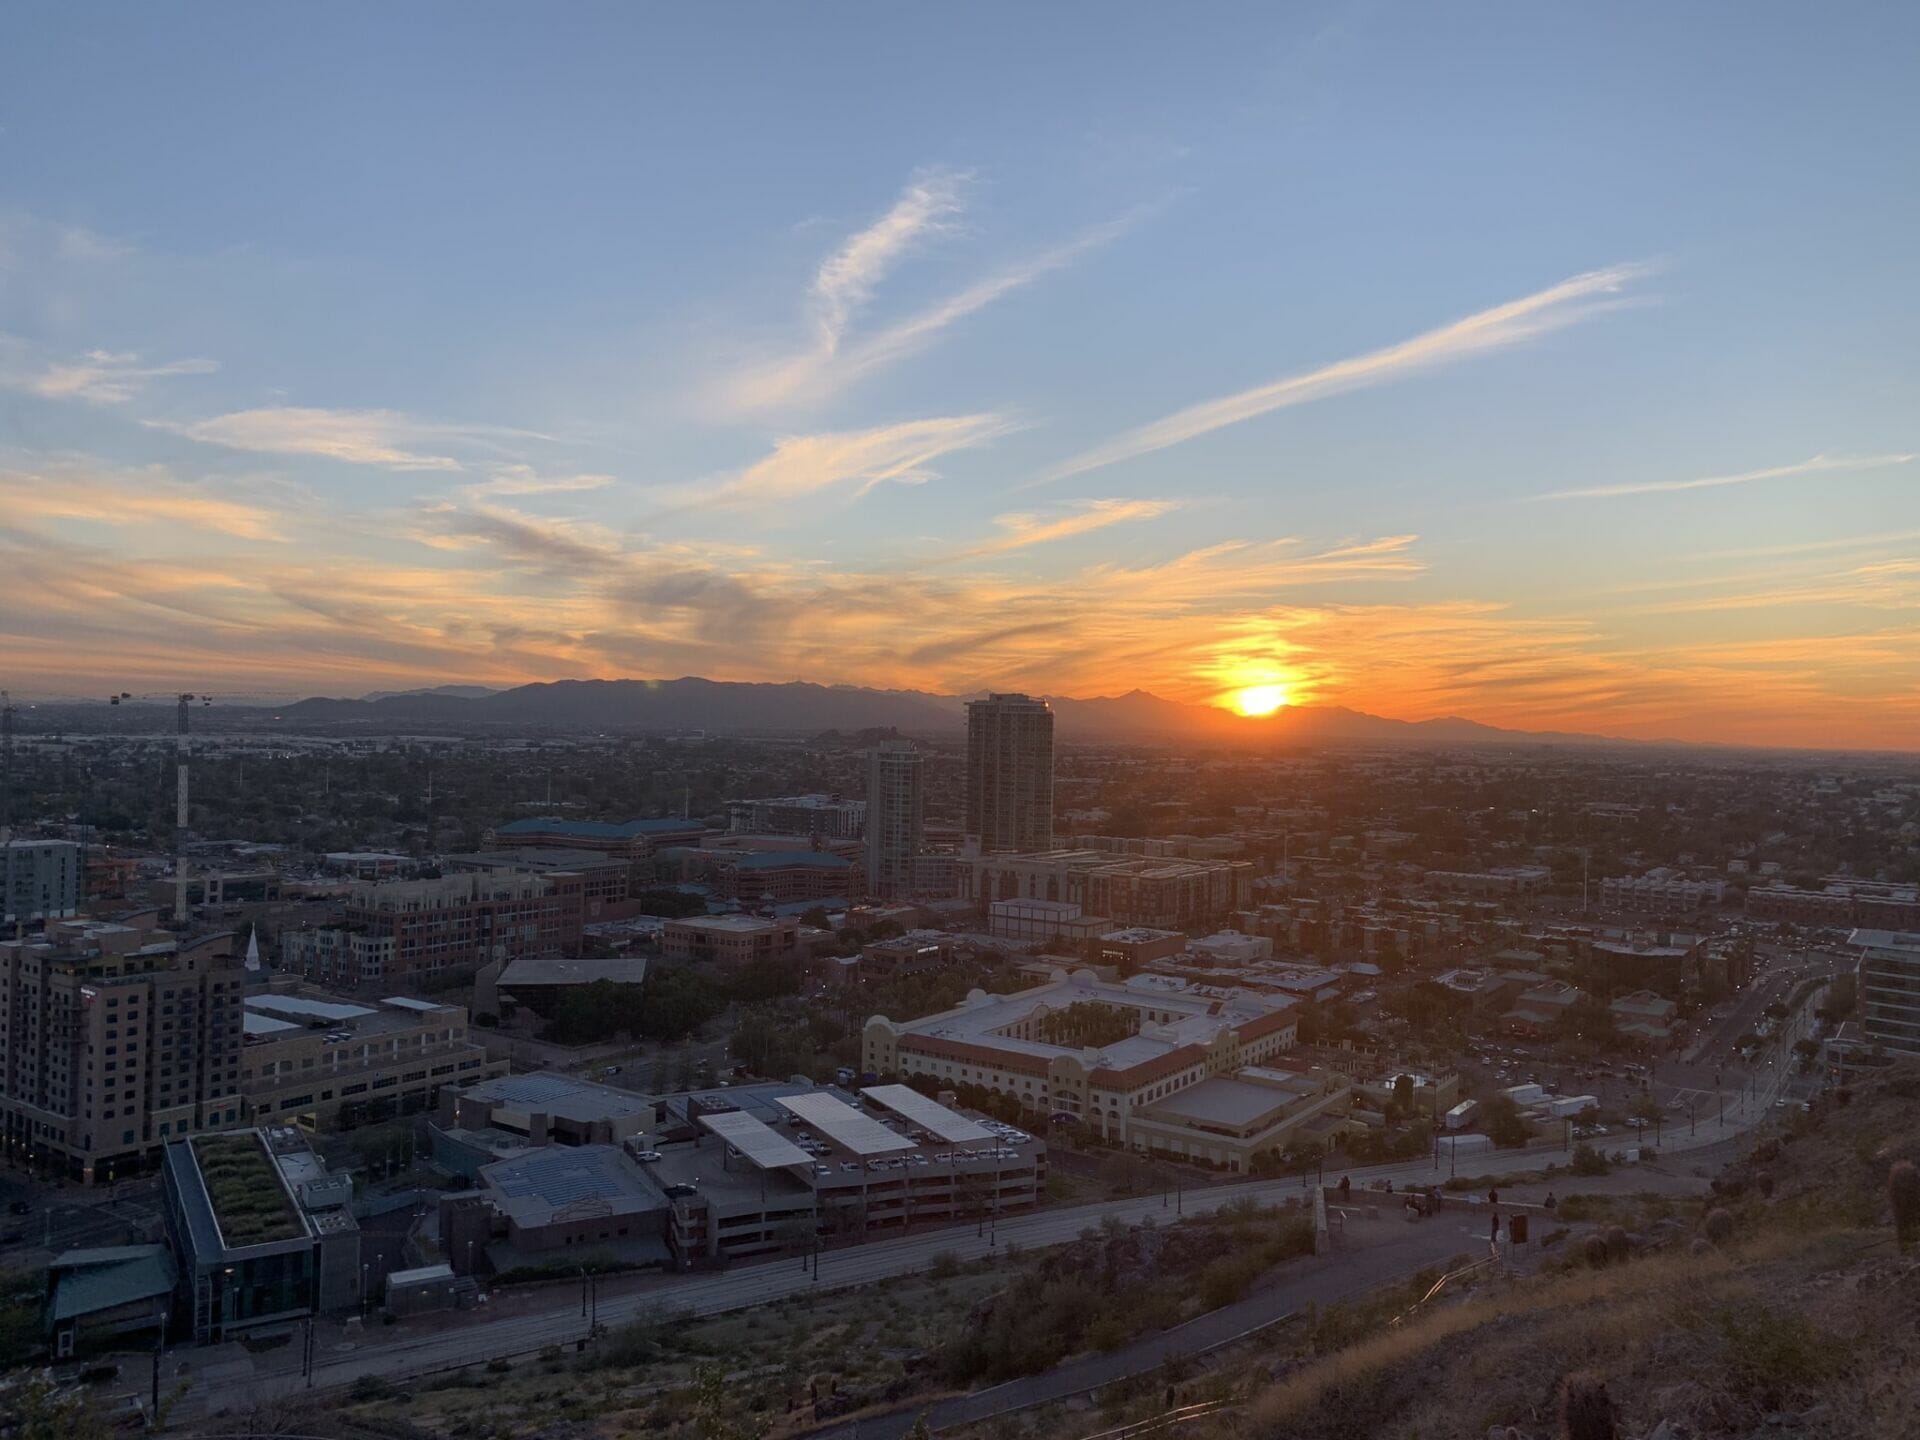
xmin=1 ymin=3 xmax=1917 ymax=749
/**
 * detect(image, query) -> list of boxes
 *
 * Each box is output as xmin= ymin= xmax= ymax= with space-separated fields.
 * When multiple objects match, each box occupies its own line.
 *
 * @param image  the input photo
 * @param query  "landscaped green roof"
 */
xmin=193 ymin=1132 xmax=305 ymax=1247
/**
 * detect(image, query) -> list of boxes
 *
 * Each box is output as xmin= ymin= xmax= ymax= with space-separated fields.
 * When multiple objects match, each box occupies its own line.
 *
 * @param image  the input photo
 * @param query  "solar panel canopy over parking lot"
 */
xmin=697 ymin=1109 xmax=813 ymax=1169
xmin=775 ymin=1092 xmax=916 ymax=1154
xmin=860 ymin=1084 xmax=994 ymax=1143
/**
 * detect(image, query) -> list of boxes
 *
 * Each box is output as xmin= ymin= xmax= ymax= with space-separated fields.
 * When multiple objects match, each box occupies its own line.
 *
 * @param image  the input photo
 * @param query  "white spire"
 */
xmin=244 ymin=925 xmax=262 ymax=973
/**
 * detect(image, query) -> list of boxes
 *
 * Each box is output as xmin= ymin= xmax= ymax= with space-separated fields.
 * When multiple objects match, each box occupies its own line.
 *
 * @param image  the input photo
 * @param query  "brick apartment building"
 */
xmin=962 ymin=849 xmax=1253 ymax=929
xmin=282 ymin=872 xmax=582 ymax=988
xmin=0 ymin=917 xmax=247 ymax=1182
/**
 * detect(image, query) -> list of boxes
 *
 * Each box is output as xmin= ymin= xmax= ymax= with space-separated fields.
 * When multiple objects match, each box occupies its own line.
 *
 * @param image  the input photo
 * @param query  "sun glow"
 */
xmin=1230 ymin=683 xmax=1290 ymax=717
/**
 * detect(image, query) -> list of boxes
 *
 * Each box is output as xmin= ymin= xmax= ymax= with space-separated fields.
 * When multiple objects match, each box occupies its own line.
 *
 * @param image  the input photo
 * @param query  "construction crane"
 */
xmin=106 ymin=690 xmax=288 ymax=925
xmin=0 ymin=689 xmax=15 ymax=846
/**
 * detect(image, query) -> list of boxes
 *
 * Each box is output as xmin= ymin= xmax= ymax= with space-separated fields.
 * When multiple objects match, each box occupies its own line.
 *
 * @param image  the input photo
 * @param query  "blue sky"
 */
xmin=2 ymin=3 xmax=1916 ymax=745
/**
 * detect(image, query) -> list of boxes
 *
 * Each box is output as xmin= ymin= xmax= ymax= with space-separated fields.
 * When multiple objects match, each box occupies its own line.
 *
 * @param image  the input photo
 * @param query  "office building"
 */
xmin=2 ymin=839 xmax=81 ymax=926
xmin=281 ymin=871 xmax=581 ymax=988
xmin=160 ymin=1126 xmax=362 ymax=1342
xmin=1852 ymin=928 xmax=1920 ymax=1059
xmin=484 ymin=816 xmax=709 ymax=859
xmin=0 ymin=919 xmax=246 ymax=1183
xmin=444 ymin=847 xmax=632 ymax=916
xmin=661 ymin=914 xmax=802 ymax=968
xmin=239 ymin=984 xmax=502 ymax=1130
xmin=863 ymin=968 xmax=1350 ymax=1172
xmin=965 ymin=694 xmax=1054 ymax=852
xmin=963 ymin=849 xmax=1253 ymax=928
xmin=726 ymin=794 xmax=866 ymax=841
xmin=865 ymin=743 xmax=923 ymax=900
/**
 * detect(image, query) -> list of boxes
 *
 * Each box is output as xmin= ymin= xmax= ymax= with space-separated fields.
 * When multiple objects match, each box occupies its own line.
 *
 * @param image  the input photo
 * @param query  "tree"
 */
xmin=0 ymin=1373 xmax=113 ymax=1440
xmin=1391 ymin=1073 xmax=1415 ymax=1117
xmin=1481 ymin=1093 xmax=1531 ymax=1148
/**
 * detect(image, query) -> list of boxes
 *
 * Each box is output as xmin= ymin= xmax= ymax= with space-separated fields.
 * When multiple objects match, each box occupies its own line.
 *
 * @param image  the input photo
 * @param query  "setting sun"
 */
xmin=1231 ymin=683 xmax=1290 ymax=717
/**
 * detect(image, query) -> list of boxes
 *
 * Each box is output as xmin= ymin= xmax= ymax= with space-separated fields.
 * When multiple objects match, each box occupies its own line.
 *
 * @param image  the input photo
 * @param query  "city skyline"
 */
xmin=3 ymin=5 xmax=1918 ymax=749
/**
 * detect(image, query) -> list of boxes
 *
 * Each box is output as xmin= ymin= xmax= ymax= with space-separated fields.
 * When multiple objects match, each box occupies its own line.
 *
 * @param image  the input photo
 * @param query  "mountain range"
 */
xmin=241 ymin=676 xmax=1642 ymax=747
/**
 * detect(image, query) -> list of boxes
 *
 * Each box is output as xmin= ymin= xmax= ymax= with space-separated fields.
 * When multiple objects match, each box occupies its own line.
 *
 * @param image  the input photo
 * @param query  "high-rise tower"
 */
xmin=965 ymin=693 xmax=1054 ymax=853
xmin=864 ymin=741 xmax=924 ymax=899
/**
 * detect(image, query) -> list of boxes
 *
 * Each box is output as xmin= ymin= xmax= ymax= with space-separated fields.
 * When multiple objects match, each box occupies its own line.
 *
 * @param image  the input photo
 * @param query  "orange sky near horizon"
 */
xmin=2 ymin=459 xmax=1915 ymax=752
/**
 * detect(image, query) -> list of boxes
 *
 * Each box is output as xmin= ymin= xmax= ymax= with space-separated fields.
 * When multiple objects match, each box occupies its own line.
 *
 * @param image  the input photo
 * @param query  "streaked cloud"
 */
xmin=1034 ymin=262 xmax=1653 ymax=486
xmin=720 ymin=169 xmax=1136 ymax=413
xmin=151 ymin=407 xmax=551 ymax=472
xmin=0 ymin=459 xmax=283 ymax=540
xmin=956 ymin=497 xmax=1181 ymax=558
xmin=662 ymin=412 xmax=1015 ymax=516
xmin=3 ymin=347 xmax=218 ymax=405
xmin=1537 ymin=450 xmax=1915 ymax=501
xmin=464 ymin=465 xmax=616 ymax=497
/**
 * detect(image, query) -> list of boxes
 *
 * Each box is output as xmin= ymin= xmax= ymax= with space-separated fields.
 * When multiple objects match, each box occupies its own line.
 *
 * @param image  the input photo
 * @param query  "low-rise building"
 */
xmin=484 ymin=816 xmax=710 ymax=859
xmin=963 ymin=849 xmax=1254 ymax=929
xmin=1852 ymin=928 xmax=1920 ymax=1059
xmin=662 ymin=914 xmax=802 ymax=968
xmin=860 ymin=932 xmax=953 ymax=980
xmin=864 ymin=967 xmax=1327 ymax=1172
xmin=1609 ymin=989 xmax=1679 ymax=1047
xmin=1599 ymin=870 xmax=1725 ymax=913
xmin=663 ymin=848 xmax=854 ymax=904
xmin=988 ymin=898 xmax=1115 ymax=947
xmin=727 ymin=794 xmax=866 ymax=840
xmin=160 ymin=1126 xmax=362 ymax=1343
xmin=444 ymin=847 xmax=632 ymax=916
xmin=281 ymin=871 xmax=582 ymax=988
xmin=1501 ymin=979 xmax=1585 ymax=1037
xmin=240 ymin=985 xmax=501 ymax=1129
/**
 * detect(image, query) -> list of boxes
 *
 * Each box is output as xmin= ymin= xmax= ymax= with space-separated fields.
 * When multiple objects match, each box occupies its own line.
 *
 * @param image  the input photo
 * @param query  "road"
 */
xmin=160 ymin=967 xmax=1823 ymax=1423
xmin=806 ymin=1210 xmax=1517 ymax=1440
xmin=183 ymin=1060 xmax=1789 ymax=1420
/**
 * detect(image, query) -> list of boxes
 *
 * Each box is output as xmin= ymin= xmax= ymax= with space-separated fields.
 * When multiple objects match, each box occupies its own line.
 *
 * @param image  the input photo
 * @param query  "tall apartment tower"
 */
xmin=965 ymin=693 xmax=1054 ymax=853
xmin=865 ymin=742 xmax=924 ymax=899
xmin=0 ymin=918 xmax=246 ymax=1182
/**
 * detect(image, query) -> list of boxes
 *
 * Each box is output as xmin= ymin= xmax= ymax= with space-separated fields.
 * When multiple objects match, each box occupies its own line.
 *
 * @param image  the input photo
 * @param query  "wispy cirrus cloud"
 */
xmin=658 ymin=412 xmax=1016 ymax=518
xmin=1536 ymin=450 xmax=1915 ymax=501
xmin=721 ymin=170 xmax=1139 ymax=413
xmin=150 ymin=407 xmax=553 ymax=472
xmin=955 ymin=497 xmax=1182 ymax=559
xmin=0 ymin=459 xmax=283 ymax=540
xmin=1032 ymin=262 xmax=1654 ymax=487
xmin=463 ymin=465 xmax=616 ymax=498
xmin=2 ymin=346 xmax=219 ymax=405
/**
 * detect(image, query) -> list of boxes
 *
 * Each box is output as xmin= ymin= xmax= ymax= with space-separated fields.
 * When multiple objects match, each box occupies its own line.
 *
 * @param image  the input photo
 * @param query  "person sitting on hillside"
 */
xmin=1544 ymin=1191 xmax=1557 ymax=1212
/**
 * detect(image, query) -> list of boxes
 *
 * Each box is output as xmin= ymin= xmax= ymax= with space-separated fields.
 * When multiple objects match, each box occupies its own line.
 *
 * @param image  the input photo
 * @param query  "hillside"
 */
xmin=1145 ymin=1064 xmax=1920 ymax=1440
xmin=259 ymin=676 xmax=1636 ymax=747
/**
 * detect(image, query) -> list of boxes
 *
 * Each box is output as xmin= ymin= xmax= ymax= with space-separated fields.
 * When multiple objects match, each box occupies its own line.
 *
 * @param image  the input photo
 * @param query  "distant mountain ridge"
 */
xmin=272 ymin=675 xmax=1640 ymax=747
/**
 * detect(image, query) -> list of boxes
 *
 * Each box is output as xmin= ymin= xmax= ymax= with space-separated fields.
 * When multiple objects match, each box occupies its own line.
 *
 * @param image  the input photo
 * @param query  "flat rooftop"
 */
xmin=479 ymin=1145 xmax=670 ymax=1229
xmin=458 ymin=1071 xmax=652 ymax=1126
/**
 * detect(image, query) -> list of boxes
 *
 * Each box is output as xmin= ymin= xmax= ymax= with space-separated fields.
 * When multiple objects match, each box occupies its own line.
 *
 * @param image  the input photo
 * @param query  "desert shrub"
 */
xmin=1558 ymin=1372 xmax=1617 ymax=1440
xmin=1702 ymin=1208 xmax=1734 ymax=1245
xmin=1713 ymin=1307 xmax=1847 ymax=1407
xmin=1601 ymin=1226 xmax=1631 ymax=1265
xmin=1582 ymin=1234 xmax=1610 ymax=1269
xmin=1750 ymin=1136 xmax=1781 ymax=1164
xmin=1569 ymin=1143 xmax=1608 ymax=1177
xmin=928 ymin=1250 xmax=961 ymax=1279
xmin=1755 ymin=1170 xmax=1775 ymax=1198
